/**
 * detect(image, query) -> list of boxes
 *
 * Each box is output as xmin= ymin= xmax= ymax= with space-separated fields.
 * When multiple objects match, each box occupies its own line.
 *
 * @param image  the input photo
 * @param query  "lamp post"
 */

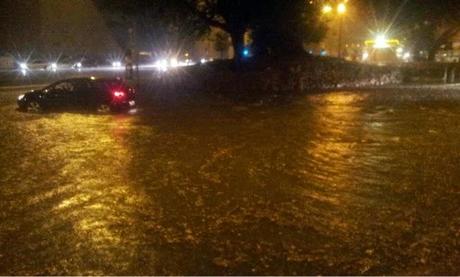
xmin=322 ymin=2 xmax=347 ymax=58
xmin=322 ymin=4 xmax=333 ymax=14
xmin=337 ymin=3 xmax=346 ymax=58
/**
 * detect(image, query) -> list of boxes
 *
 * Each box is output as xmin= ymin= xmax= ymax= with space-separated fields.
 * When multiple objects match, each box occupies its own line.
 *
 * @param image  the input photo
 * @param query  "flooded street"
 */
xmin=0 ymin=87 xmax=459 ymax=275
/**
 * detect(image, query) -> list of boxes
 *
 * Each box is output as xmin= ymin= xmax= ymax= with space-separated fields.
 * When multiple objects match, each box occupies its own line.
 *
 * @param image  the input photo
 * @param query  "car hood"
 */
xmin=24 ymin=89 xmax=45 ymax=98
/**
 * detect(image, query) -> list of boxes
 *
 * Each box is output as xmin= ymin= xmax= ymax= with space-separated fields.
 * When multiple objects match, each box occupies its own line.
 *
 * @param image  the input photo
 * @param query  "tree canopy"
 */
xmin=95 ymin=0 xmax=327 ymax=62
xmin=184 ymin=0 xmax=326 ymax=61
xmin=363 ymin=0 xmax=460 ymax=60
xmin=94 ymin=0 xmax=208 ymax=57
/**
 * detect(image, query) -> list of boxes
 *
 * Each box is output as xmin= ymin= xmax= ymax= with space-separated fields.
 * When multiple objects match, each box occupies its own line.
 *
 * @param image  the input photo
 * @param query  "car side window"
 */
xmin=93 ymin=81 xmax=113 ymax=94
xmin=88 ymin=81 xmax=104 ymax=93
xmin=53 ymin=81 xmax=75 ymax=93
xmin=73 ymin=80 xmax=91 ymax=93
xmin=74 ymin=80 xmax=91 ymax=91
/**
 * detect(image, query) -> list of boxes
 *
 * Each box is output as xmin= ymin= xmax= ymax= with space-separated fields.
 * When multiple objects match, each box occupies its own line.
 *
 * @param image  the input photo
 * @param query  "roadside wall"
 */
xmin=151 ymin=58 xmax=403 ymax=98
xmin=145 ymin=58 xmax=460 ymax=99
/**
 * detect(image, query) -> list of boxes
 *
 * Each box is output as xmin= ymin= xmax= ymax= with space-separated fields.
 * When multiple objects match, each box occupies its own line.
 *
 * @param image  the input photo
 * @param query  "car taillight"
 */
xmin=113 ymin=91 xmax=125 ymax=98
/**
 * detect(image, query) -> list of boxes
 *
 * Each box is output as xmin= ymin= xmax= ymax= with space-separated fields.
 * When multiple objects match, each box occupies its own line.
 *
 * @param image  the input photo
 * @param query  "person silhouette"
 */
xmin=124 ymin=49 xmax=134 ymax=80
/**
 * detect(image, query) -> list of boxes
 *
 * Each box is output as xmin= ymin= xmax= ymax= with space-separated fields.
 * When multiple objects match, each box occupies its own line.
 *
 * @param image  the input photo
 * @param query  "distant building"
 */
xmin=0 ymin=0 xmax=119 ymax=57
xmin=435 ymin=34 xmax=460 ymax=63
xmin=362 ymin=38 xmax=402 ymax=64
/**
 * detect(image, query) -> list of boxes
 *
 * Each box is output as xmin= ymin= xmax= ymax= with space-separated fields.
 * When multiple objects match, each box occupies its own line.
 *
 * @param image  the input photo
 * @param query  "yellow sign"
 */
xmin=364 ymin=39 xmax=400 ymax=48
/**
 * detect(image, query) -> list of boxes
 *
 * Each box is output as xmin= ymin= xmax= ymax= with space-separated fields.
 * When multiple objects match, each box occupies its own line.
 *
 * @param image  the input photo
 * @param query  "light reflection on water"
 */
xmin=1 ymin=89 xmax=460 ymax=275
xmin=12 ymin=114 xmax=155 ymax=274
xmin=300 ymin=93 xmax=366 ymax=231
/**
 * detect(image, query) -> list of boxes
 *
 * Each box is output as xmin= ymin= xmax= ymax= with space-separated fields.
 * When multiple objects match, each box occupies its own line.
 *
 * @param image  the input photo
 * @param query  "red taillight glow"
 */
xmin=113 ymin=91 xmax=125 ymax=98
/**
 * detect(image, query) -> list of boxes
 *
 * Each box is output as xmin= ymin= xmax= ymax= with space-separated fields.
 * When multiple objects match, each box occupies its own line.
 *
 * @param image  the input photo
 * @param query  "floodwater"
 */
xmin=0 ymin=86 xmax=459 ymax=275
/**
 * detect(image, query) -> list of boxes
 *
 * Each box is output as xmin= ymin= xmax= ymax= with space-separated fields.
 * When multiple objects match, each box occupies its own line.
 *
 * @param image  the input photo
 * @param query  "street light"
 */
xmin=337 ymin=3 xmax=346 ymax=14
xmin=337 ymin=3 xmax=346 ymax=58
xmin=374 ymin=34 xmax=389 ymax=49
xmin=322 ymin=4 xmax=333 ymax=14
xmin=322 ymin=2 xmax=347 ymax=58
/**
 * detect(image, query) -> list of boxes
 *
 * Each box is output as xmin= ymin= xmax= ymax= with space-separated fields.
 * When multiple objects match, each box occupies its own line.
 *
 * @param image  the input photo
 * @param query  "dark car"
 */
xmin=17 ymin=77 xmax=136 ymax=113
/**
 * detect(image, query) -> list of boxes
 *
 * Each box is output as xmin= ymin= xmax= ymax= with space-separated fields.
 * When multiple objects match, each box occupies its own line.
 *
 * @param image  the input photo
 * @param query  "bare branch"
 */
xmin=182 ymin=0 xmax=229 ymax=31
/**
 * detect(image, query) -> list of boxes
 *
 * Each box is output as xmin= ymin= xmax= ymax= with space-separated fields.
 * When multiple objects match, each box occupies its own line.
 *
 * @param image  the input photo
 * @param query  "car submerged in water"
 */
xmin=17 ymin=77 xmax=136 ymax=113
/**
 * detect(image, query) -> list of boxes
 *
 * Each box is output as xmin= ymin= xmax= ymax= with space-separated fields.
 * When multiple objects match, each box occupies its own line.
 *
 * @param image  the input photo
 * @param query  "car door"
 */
xmin=72 ymin=79 xmax=93 ymax=109
xmin=87 ymin=80 xmax=110 ymax=107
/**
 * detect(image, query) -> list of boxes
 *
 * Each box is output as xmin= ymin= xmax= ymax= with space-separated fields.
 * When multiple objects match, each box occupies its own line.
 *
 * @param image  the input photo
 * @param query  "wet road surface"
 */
xmin=0 ymin=86 xmax=459 ymax=275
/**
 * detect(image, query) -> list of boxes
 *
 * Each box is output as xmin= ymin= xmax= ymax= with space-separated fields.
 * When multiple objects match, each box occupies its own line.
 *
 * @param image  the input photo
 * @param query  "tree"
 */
xmin=94 ymin=0 xmax=208 ymax=56
xmin=250 ymin=0 xmax=326 ymax=57
xmin=184 ymin=0 xmax=326 ymax=61
xmin=423 ymin=0 xmax=460 ymax=60
xmin=363 ymin=0 xmax=460 ymax=61
xmin=212 ymin=31 xmax=231 ymax=59
xmin=183 ymin=0 xmax=254 ymax=62
xmin=97 ymin=0 xmax=326 ymax=62
xmin=395 ymin=0 xmax=460 ymax=60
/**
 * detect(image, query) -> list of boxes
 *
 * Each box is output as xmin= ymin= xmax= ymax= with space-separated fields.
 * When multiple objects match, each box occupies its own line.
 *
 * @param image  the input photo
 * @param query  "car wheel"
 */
xmin=27 ymin=101 xmax=42 ymax=113
xmin=96 ymin=104 xmax=112 ymax=114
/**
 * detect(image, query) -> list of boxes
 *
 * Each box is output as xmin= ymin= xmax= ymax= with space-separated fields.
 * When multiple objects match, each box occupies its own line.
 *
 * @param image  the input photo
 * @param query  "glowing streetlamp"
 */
xmin=374 ymin=34 xmax=389 ymax=49
xmin=322 ymin=2 xmax=347 ymax=58
xmin=337 ymin=3 xmax=347 ymax=58
xmin=337 ymin=3 xmax=346 ymax=14
xmin=322 ymin=4 xmax=333 ymax=14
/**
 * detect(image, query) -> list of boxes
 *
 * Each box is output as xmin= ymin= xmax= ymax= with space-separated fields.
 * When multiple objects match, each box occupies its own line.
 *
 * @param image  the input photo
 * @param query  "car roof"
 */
xmin=92 ymin=77 xmax=124 ymax=82
xmin=61 ymin=77 xmax=123 ymax=83
xmin=47 ymin=77 xmax=124 ymax=88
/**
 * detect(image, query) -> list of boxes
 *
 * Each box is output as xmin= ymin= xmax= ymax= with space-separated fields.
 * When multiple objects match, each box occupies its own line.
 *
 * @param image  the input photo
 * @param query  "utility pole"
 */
xmin=338 ymin=16 xmax=343 ymax=58
xmin=337 ymin=2 xmax=346 ymax=58
xmin=322 ymin=1 xmax=347 ymax=59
